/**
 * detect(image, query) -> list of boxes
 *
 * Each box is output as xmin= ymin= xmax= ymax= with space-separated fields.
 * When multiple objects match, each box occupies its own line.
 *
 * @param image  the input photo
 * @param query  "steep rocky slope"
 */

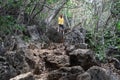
xmin=0 ymin=26 xmax=120 ymax=80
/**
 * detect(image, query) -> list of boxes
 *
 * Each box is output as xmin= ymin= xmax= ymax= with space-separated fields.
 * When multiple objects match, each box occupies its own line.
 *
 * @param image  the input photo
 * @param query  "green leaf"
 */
xmin=116 ymin=21 xmax=120 ymax=30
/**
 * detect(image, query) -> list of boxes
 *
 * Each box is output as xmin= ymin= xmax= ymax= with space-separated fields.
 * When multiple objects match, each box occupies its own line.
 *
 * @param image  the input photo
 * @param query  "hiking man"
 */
xmin=58 ymin=14 xmax=64 ymax=34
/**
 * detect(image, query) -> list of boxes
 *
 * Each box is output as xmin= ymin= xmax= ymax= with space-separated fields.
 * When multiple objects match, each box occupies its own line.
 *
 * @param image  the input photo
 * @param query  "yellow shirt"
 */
xmin=58 ymin=17 xmax=64 ymax=25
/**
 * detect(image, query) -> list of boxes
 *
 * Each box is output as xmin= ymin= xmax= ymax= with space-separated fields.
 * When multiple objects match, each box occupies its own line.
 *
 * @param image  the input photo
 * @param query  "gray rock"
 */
xmin=64 ymin=27 xmax=86 ymax=45
xmin=5 ymin=50 xmax=30 ymax=74
xmin=0 ymin=49 xmax=45 ymax=80
xmin=65 ymin=43 xmax=88 ymax=55
xmin=106 ymin=46 xmax=120 ymax=61
xmin=87 ymin=66 xmax=120 ymax=80
xmin=16 ymin=36 xmax=27 ymax=49
xmin=106 ymin=46 xmax=120 ymax=56
xmin=76 ymin=72 xmax=91 ymax=80
xmin=10 ymin=72 xmax=35 ymax=80
xmin=27 ymin=25 xmax=40 ymax=40
xmin=45 ymin=54 xmax=69 ymax=70
xmin=75 ymin=43 xmax=88 ymax=49
xmin=69 ymin=49 xmax=98 ymax=70
xmin=23 ymin=49 xmax=45 ymax=74
xmin=46 ymin=27 xmax=63 ymax=43
xmin=48 ymin=66 xmax=84 ymax=80
xmin=0 ymin=56 xmax=17 ymax=80
xmin=65 ymin=45 xmax=75 ymax=54
xmin=0 ymin=45 xmax=6 ymax=55
xmin=109 ymin=58 xmax=120 ymax=70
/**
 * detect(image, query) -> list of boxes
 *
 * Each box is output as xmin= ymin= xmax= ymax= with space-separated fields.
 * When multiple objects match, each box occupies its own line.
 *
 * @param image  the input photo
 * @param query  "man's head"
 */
xmin=60 ymin=14 xmax=63 ymax=18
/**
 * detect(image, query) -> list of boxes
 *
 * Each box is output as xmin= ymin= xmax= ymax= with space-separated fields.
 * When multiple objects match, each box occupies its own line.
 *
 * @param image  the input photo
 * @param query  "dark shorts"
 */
xmin=59 ymin=24 xmax=64 ymax=30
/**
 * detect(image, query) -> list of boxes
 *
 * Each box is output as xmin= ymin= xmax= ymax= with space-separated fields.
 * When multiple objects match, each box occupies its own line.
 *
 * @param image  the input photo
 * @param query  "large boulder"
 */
xmin=0 ymin=56 xmax=17 ymax=80
xmin=25 ymin=49 xmax=46 ymax=75
xmin=2 ymin=36 xmax=17 ymax=51
xmin=47 ymin=66 xmax=84 ymax=80
xmin=65 ymin=45 xmax=76 ymax=55
xmin=106 ymin=46 xmax=120 ymax=61
xmin=44 ymin=53 xmax=70 ymax=70
xmin=5 ymin=50 xmax=30 ymax=74
xmin=65 ymin=43 xmax=88 ymax=55
xmin=0 ymin=49 xmax=44 ymax=80
xmin=46 ymin=27 xmax=63 ymax=43
xmin=27 ymin=25 xmax=40 ymax=40
xmin=87 ymin=66 xmax=120 ymax=80
xmin=15 ymin=36 xmax=27 ymax=49
xmin=69 ymin=49 xmax=98 ymax=70
xmin=108 ymin=58 xmax=120 ymax=70
xmin=76 ymin=72 xmax=91 ymax=80
xmin=64 ymin=26 xmax=86 ymax=46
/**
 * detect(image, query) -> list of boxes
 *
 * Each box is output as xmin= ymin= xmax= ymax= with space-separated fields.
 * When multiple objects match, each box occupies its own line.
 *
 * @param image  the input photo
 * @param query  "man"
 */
xmin=58 ymin=15 xmax=64 ymax=34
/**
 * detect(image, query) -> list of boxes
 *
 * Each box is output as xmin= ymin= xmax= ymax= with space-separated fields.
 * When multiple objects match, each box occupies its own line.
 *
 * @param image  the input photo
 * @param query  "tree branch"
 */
xmin=32 ymin=0 xmax=46 ymax=19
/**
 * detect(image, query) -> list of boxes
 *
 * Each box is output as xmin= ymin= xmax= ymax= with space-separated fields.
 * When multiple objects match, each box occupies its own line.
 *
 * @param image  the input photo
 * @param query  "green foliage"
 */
xmin=14 ymin=24 xmax=25 ymax=32
xmin=0 ymin=0 xmax=25 ymax=35
xmin=86 ymin=29 xmax=116 ymax=61
xmin=0 ymin=15 xmax=25 ymax=34
xmin=96 ymin=53 xmax=105 ymax=61
xmin=5 ymin=0 xmax=22 ymax=8
xmin=47 ymin=0 xmax=58 ymax=4
xmin=116 ymin=21 xmax=120 ymax=30
xmin=0 ymin=15 xmax=15 ymax=34
xmin=111 ymin=0 xmax=120 ymax=18
xmin=66 ymin=0 xmax=76 ymax=7
xmin=22 ymin=35 xmax=30 ymax=42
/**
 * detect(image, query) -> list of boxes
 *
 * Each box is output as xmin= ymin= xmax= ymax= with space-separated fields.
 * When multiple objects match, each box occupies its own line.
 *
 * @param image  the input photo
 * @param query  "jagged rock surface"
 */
xmin=0 ymin=56 xmax=17 ymax=80
xmin=47 ymin=66 xmax=84 ymax=80
xmin=46 ymin=27 xmax=63 ymax=43
xmin=64 ymin=27 xmax=86 ymax=46
xmin=44 ymin=53 xmax=70 ymax=70
xmin=69 ymin=49 xmax=98 ymax=70
xmin=1 ymin=26 xmax=120 ymax=80
xmin=10 ymin=72 xmax=35 ymax=80
xmin=87 ymin=66 xmax=120 ymax=80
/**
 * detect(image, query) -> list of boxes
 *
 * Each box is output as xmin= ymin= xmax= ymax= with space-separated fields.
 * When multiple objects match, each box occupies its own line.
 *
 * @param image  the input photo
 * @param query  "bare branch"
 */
xmin=32 ymin=0 xmax=46 ymax=19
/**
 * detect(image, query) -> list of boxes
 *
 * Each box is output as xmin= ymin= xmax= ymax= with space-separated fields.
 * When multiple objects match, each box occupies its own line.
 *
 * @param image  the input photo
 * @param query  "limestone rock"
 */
xmin=27 ymin=25 xmax=40 ymax=40
xmin=75 ymin=43 xmax=88 ymax=49
xmin=5 ymin=50 xmax=30 ymax=74
xmin=87 ymin=66 xmax=120 ymax=80
xmin=64 ymin=27 xmax=86 ymax=45
xmin=45 ymin=54 xmax=70 ymax=70
xmin=0 ymin=56 xmax=17 ymax=80
xmin=76 ymin=72 xmax=91 ymax=80
xmin=46 ymin=27 xmax=63 ymax=43
xmin=69 ymin=49 xmax=98 ymax=70
xmin=65 ymin=45 xmax=75 ymax=55
xmin=0 ymin=44 xmax=6 ymax=55
xmin=10 ymin=72 xmax=35 ymax=80
xmin=47 ymin=66 xmax=84 ymax=80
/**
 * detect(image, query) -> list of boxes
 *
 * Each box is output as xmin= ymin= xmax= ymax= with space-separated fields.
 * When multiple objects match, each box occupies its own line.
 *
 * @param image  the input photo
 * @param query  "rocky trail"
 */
xmin=0 ymin=27 xmax=120 ymax=80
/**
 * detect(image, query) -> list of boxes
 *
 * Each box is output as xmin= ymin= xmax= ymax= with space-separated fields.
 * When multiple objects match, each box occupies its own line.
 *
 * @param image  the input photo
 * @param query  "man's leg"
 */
xmin=57 ymin=26 xmax=59 ymax=32
xmin=58 ymin=24 xmax=61 ymax=32
xmin=61 ymin=25 xmax=64 ymax=35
